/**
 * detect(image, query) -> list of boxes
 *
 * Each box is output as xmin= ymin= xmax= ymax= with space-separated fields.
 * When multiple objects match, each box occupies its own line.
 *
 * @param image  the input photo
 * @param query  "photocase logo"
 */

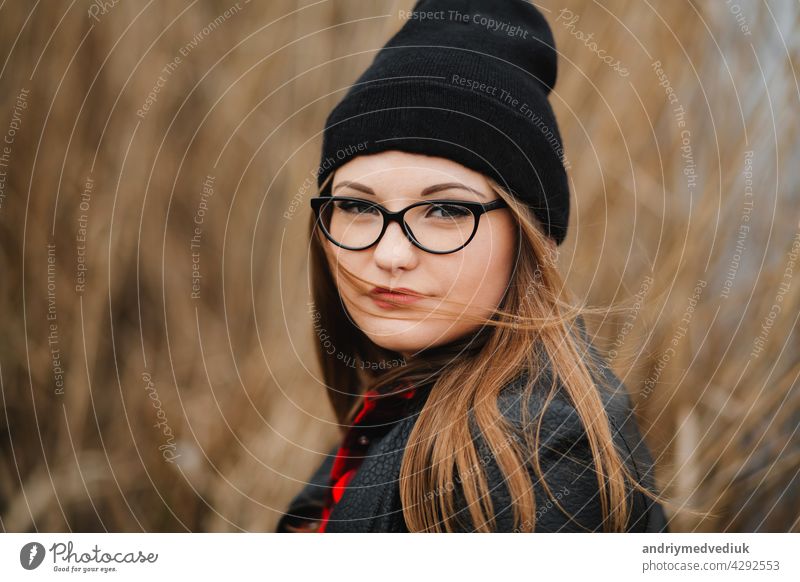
xmin=20 ymin=542 xmax=46 ymax=570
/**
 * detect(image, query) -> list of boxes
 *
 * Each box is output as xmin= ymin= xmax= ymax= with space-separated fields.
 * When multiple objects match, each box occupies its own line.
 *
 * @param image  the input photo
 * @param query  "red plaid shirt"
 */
xmin=316 ymin=381 xmax=418 ymax=532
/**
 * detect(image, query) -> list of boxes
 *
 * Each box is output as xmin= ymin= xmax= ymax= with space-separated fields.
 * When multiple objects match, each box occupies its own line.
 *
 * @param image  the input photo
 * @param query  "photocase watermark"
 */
xmin=75 ymin=175 xmax=94 ymax=295
xmin=399 ymin=8 xmax=531 ymax=39
xmin=307 ymin=300 xmax=406 ymax=370
xmin=142 ymin=371 xmax=181 ymax=463
xmin=285 ymin=141 xmax=369 ymax=221
xmin=20 ymin=542 xmax=46 ymax=570
xmin=510 ymin=246 xmax=559 ymax=332
xmin=725 ymin=0 xmax=752 ymax=36
xmin=449 ymin=74 xmax=571 ymax=170
xmin=191 ymin=174 xmax=215 ymax=300
xmin=652 ymin=59 xmax=679 ymax=106
xmin=555 ymin=8 xmax=629 ymax=77
xmin=47 ymin=242 xmax=65 ymax=396
xmin=0 ymin=87 xmax=30 ymax=214
xmin=512 ymin=484 xmax=570 ymax=532
xmin=608 ymin=275 xmax=654 ymax=363
xmin=137 ymin=57 xmax=179 ymax=120
xmin=677 ymin=116 xmax=698 ymax=195
xmin=423 ymin=432 xmax=523 ymax=502
xmin=24 ymin=540 xmax=158 ymax=574
xmin=511 ymin=271 xmax=548 ymax=333
xmin=750 ymin=224 xmax=800 ymax=359
xmin=641 ymin=279 xmax=706 ymax=399
xmin=341 ymin=354 xmax=407 ymax=371
xmin=87 ymin=0 xmax=121 ymax=23
xmin=136 ymin=2 xmax=248 ymax=119
xmin=652 ymin=60 xmax=697 ymax=195
xmin=721 ymin=150 xmax=754 ymax=299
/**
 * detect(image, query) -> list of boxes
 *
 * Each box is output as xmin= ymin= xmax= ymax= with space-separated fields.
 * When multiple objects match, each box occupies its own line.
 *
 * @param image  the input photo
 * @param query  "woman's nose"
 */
xmin=372 ymin=221 xmax=418 ymax=271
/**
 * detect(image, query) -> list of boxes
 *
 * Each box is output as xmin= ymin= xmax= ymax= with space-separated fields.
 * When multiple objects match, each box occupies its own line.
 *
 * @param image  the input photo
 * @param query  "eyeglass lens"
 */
xmin=320 ymin=198 xmax=476 ymax=253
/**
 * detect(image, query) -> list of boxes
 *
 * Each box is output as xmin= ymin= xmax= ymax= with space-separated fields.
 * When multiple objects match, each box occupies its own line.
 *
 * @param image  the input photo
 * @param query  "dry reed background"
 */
xmin=0 ymin=0 xmax=797 ymax=533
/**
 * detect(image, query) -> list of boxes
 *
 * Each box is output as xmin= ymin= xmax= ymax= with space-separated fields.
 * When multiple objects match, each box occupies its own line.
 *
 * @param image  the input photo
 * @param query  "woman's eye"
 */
xmin=427 ymin=203 xmax=470 ymax=219
xmin=335 ymin=200 xmax=377 ymax=215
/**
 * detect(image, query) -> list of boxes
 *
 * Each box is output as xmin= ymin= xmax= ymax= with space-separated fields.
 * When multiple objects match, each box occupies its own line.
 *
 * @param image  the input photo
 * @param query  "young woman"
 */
xmin=276 ymin=0 xmax=671 ymax=533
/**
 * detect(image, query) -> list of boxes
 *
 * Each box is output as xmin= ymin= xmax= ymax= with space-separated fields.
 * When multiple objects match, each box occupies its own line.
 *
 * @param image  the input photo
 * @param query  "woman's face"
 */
xmin=323 ymin=150 xmax=517 ymax=358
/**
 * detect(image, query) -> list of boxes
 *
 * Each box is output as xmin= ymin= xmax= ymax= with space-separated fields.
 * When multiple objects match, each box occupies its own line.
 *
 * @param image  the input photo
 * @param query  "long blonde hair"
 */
xmin=307 ymin=172 xmax=673 ymax=531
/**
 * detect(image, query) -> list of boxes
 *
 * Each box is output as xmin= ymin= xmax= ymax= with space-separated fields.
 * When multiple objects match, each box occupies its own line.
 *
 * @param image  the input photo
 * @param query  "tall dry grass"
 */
xmin=0 ymin=0 xmax=797 ymax=532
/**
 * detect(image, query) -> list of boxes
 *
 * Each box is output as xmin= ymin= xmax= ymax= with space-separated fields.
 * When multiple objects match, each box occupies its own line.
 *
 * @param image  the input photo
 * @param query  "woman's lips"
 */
xmin=370 ymin=287 xmax=423 ymax=309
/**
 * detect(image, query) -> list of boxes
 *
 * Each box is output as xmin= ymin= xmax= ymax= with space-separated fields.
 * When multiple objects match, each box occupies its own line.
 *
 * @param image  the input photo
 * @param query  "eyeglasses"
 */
xmin=310 ymin=195 xmax=509 ymax=254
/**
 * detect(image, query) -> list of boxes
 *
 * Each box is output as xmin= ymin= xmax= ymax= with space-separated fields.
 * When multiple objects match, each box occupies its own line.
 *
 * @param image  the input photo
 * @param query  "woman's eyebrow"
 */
xmin=333 ymin=181 xmax=488 ymax=200
xmin=333 ymin=181 xmax=374 ymax=195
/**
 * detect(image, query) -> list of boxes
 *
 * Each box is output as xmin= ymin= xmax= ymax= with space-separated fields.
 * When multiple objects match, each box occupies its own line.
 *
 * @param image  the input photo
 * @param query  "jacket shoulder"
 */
xmin=455 ymin=355 xmax=667 ymax=532
xmin=466 ymin=376 xmax=605 ymax=531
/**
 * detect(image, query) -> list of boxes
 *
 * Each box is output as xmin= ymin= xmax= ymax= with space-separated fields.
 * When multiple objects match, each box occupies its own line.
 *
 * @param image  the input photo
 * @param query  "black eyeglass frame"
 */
xmin=309 ymin=195 xmax=509 ymax=255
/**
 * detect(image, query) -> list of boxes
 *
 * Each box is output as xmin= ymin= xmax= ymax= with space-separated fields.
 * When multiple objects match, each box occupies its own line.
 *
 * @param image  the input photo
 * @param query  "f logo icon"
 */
xmin=20 ymin=542 xmax=46 ymax=570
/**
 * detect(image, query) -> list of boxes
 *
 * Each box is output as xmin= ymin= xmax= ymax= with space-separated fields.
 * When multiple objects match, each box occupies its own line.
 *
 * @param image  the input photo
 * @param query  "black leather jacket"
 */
xmin=277 ymin=335 xmax=670 ymax=533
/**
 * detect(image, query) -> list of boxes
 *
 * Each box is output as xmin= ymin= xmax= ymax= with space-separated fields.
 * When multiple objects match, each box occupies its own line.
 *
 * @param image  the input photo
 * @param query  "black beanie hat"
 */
xmin=317 ymin=0 xmax=570 ymax=245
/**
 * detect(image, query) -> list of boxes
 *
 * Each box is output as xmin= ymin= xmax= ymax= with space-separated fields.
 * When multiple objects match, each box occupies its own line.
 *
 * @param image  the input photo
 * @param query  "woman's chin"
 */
xmin=363 ymin=326 xmax=464 ymax=357
xmin=363 ymin=334 xmax=427 ymax=354
xmin=360 ymin=324 xmax=432 ymax=354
